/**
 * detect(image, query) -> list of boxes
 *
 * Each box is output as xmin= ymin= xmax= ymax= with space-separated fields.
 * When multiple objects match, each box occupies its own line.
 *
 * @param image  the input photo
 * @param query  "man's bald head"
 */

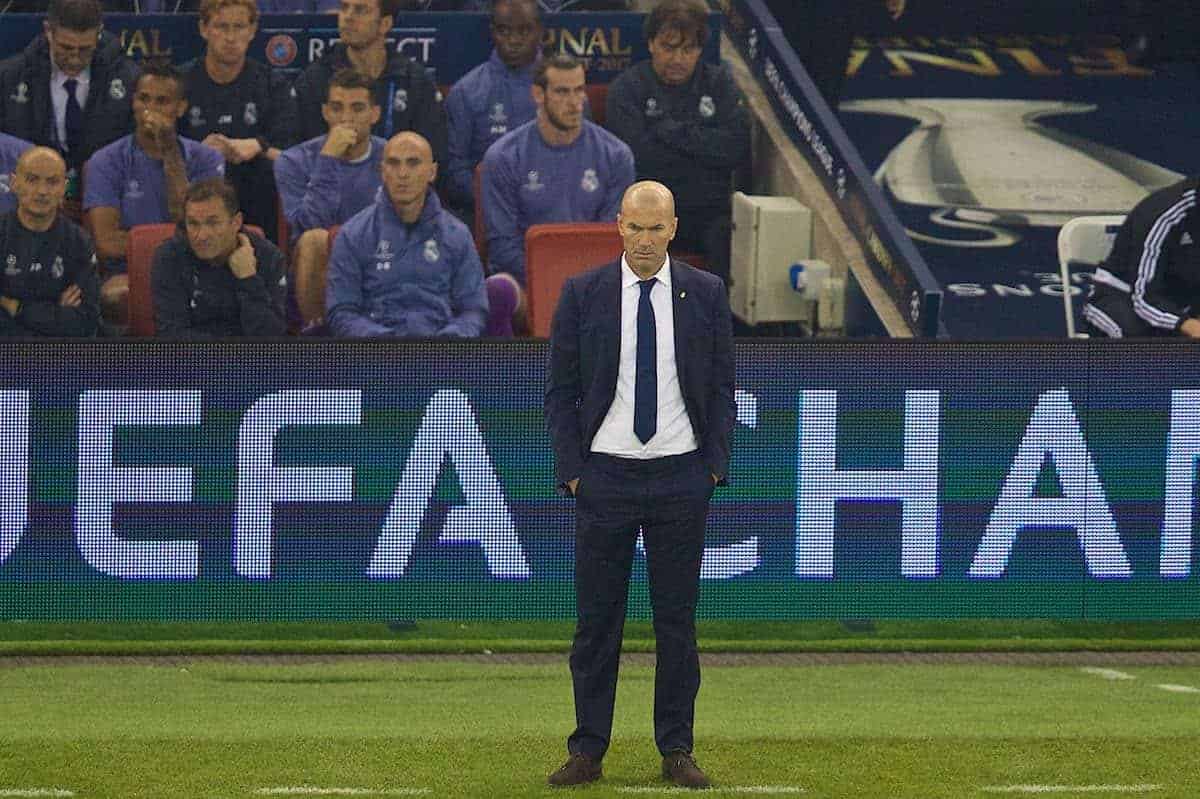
xmin=12 ymin=146 xmax=67 ymax=227
xmin=617 ymin=181 xmax=678 ymax=278
xmin=620 ymin=180 xmax=676 ymax=218
xmin=15 ymin=146 xmax=67 ymax=177
xmin=382 ymin=131 xmax=438 ymax=218
xmin=385 ymin=131 xmax=434 ymax=162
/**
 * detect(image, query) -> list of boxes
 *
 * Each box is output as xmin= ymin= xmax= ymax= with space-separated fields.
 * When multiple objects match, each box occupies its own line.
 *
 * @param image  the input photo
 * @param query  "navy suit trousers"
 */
xmin=567 ymin=450 xmax=713 ymax=760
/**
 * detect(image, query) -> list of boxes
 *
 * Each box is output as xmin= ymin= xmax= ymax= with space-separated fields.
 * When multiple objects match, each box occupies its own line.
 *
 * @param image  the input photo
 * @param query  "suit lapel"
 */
xmin=670 ymin=259 xmax=691 ymax=388
xmin=593 ymin=261 xmax=623 ymax=396
xmin=596 ymin=261 xmax=622 ymax=346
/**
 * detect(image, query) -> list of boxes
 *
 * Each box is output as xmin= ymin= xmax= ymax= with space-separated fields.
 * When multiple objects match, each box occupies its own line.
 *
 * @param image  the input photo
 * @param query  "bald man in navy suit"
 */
xmin=544 ymin=180 xmax=735 ymax=790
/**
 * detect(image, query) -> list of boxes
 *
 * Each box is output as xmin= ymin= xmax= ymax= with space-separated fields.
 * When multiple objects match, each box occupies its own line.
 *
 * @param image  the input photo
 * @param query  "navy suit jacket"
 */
xmin=545 ymin=257 xmax=736 ymax=493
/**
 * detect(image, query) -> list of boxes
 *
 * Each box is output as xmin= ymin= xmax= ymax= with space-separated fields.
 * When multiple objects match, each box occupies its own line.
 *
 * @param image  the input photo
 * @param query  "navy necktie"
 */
xmin=634 ymin=278 xmax=657 ymax=444
xmin=63 ymin=78 xmax=83 ymax=160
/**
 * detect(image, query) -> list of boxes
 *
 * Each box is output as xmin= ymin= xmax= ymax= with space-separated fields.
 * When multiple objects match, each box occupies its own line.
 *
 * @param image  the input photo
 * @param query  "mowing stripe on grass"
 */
xmin=1078 ymin=667 xmax=1136 ymax=681
xmin=253 ymin=788 xmax=431 ymax=796
xmin=616 ymin=787 xmax=805 ymax=794
xmin=0 ymin=791 xmax=75 ymax=798
xmin=1154 ymin=684 xmax=1200 ymax=694
xmin=981 ymin=786 xmax=1162 ymax=794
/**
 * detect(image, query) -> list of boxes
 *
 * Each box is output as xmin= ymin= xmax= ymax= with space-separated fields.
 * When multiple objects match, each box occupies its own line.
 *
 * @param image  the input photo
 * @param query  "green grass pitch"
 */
xmin=1 ymin=657 xmax=1198 ymax=798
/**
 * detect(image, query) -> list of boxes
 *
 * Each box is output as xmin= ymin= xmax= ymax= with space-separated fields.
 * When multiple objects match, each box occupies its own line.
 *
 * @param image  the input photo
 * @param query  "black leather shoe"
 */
xmin=662 ymin=750 xmax=710 ymax=789
xmin=548 ymin=752 xmax=602 ymax=786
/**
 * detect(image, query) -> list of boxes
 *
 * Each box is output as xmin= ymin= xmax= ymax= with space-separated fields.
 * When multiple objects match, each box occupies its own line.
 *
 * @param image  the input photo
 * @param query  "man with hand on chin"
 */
xmin=151 ymin=177 xmax=286 ymax=338
xmin=83 ymin=58 xmax=224 ymax=331
xmin=275 ymin=69 xmax=387 ymax=327
xmin=0 ymin=147 xmax=100 ymax=338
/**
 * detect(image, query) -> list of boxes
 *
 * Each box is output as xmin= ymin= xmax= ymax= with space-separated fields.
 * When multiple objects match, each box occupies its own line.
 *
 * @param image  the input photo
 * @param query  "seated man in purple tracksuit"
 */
xmin=444 ymin=0 xmax=543 ymax=217
xmin=326 ymin=131 xmax=488 ymax=338
xmin=274 ymin=68 xmax=386 ymax=327
xmin=83 ymin=59 xmax=225 ymax=331
xmin=481 ymin=54 xmax=635 ymax=289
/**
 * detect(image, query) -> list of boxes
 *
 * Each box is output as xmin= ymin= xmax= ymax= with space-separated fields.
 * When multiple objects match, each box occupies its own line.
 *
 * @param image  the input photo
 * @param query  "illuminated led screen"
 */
xmin=1 ymin=340 xmax=1197 ymax=620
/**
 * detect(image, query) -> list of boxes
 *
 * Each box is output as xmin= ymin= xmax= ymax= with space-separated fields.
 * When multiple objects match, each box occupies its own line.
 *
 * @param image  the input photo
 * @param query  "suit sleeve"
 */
xmin=482 ymin=148 xmax=526 ymax=283
xmin=325 ymin=229 xmax=394 ymax=338
xmin=544 ymin=276 xmax=586 ymax=492
xmin=702 ymin=278 xmax=736 ymax=483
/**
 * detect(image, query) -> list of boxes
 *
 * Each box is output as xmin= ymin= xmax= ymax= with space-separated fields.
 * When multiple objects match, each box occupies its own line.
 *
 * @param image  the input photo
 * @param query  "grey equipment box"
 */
xmin=729 ymin=192 xmax=815 ymax=325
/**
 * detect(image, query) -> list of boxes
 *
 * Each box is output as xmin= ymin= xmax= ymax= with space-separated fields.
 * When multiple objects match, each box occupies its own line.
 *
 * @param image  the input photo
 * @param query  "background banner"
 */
xmin=1 ymin=340 xmax=1198 ymax=621
xmin=841 ymin=32 xmax=1200 ymax=339
xmin=0 ymin=12 xmax=721 ymax=85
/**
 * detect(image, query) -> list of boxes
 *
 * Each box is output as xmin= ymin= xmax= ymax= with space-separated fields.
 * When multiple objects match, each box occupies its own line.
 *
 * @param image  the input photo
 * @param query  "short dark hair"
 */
xmin=199 ymin=0 xmax=259 ymax=25
xmin=372 ymin=0 xmax=400 ymax=19
xmin=644 ymin=0 xmax=709 ymax=48
xmin=47 ymin=0 xmax=103 ymax=32
xmin=533 ymin=54 xmax=585 ymax=89
xmin=491 ymin=0 xmax=542 ymax=23
xmin=326 ymin=69 xmax=379 ymax=103
xmin=136 ymin=58 xmax=186 ymax=100
xmin=184 ymin=178 xmax=240 ymax=218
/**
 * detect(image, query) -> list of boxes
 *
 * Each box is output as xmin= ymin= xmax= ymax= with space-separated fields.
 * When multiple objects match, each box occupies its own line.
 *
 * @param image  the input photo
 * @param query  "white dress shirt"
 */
xmin=590 ymin=255 xmax=698 ymax=459
xmin=50 ymin=65 xmax=91 ymax=154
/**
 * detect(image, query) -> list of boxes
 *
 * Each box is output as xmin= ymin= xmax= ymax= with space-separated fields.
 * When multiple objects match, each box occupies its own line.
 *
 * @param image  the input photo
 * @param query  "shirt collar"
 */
xmin=51 ymin=64 xmax=91 ymax=90
xmin=620 ymin=254 xmax=671 ymax=290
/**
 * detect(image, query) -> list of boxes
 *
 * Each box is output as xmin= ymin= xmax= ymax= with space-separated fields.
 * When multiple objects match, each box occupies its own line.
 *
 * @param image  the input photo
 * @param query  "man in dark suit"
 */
xmin=544 ymin=180 xmax=736 ymax=790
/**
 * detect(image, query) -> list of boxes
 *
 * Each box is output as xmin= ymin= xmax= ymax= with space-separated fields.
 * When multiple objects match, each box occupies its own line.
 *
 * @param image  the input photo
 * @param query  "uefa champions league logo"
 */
xmin=842 ymin=98 xmax=1183 ymax=248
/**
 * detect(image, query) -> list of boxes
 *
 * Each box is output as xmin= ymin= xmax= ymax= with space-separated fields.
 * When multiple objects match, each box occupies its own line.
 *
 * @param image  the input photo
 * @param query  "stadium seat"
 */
xmin=1057 ymin=215 xmax=1125 ymax=338
xmin=523 ymin=222 xmax=714 ymax=338
xmin=126 ymin=223 xmax=177 ymax=336
xmin=525 ymin=222 xmax=623 ymax=338
xmin=127 ymin=223 xmax=266 ymax=337
xmin=586 ymin=84 xmax=609 ymax=127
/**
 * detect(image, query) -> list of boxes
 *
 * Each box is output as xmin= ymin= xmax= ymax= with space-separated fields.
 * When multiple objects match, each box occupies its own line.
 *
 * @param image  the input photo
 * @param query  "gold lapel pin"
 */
xmin=679 ymin=291 xmax=686 ymax=299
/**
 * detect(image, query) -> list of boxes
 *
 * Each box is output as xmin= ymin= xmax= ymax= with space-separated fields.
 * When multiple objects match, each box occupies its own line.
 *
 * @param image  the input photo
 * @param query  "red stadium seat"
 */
xmin=127 ymin=223 xmax=177 ymax=336
xmin=524 ymin=222 xmax=623 ymax=339
xmin=586 ymin=84 xmax=609 ymax=127
xmin=127 ymin=223 xmax=266 ymax=337
xmin=523 ymin=223 xmax=712 ymax=339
